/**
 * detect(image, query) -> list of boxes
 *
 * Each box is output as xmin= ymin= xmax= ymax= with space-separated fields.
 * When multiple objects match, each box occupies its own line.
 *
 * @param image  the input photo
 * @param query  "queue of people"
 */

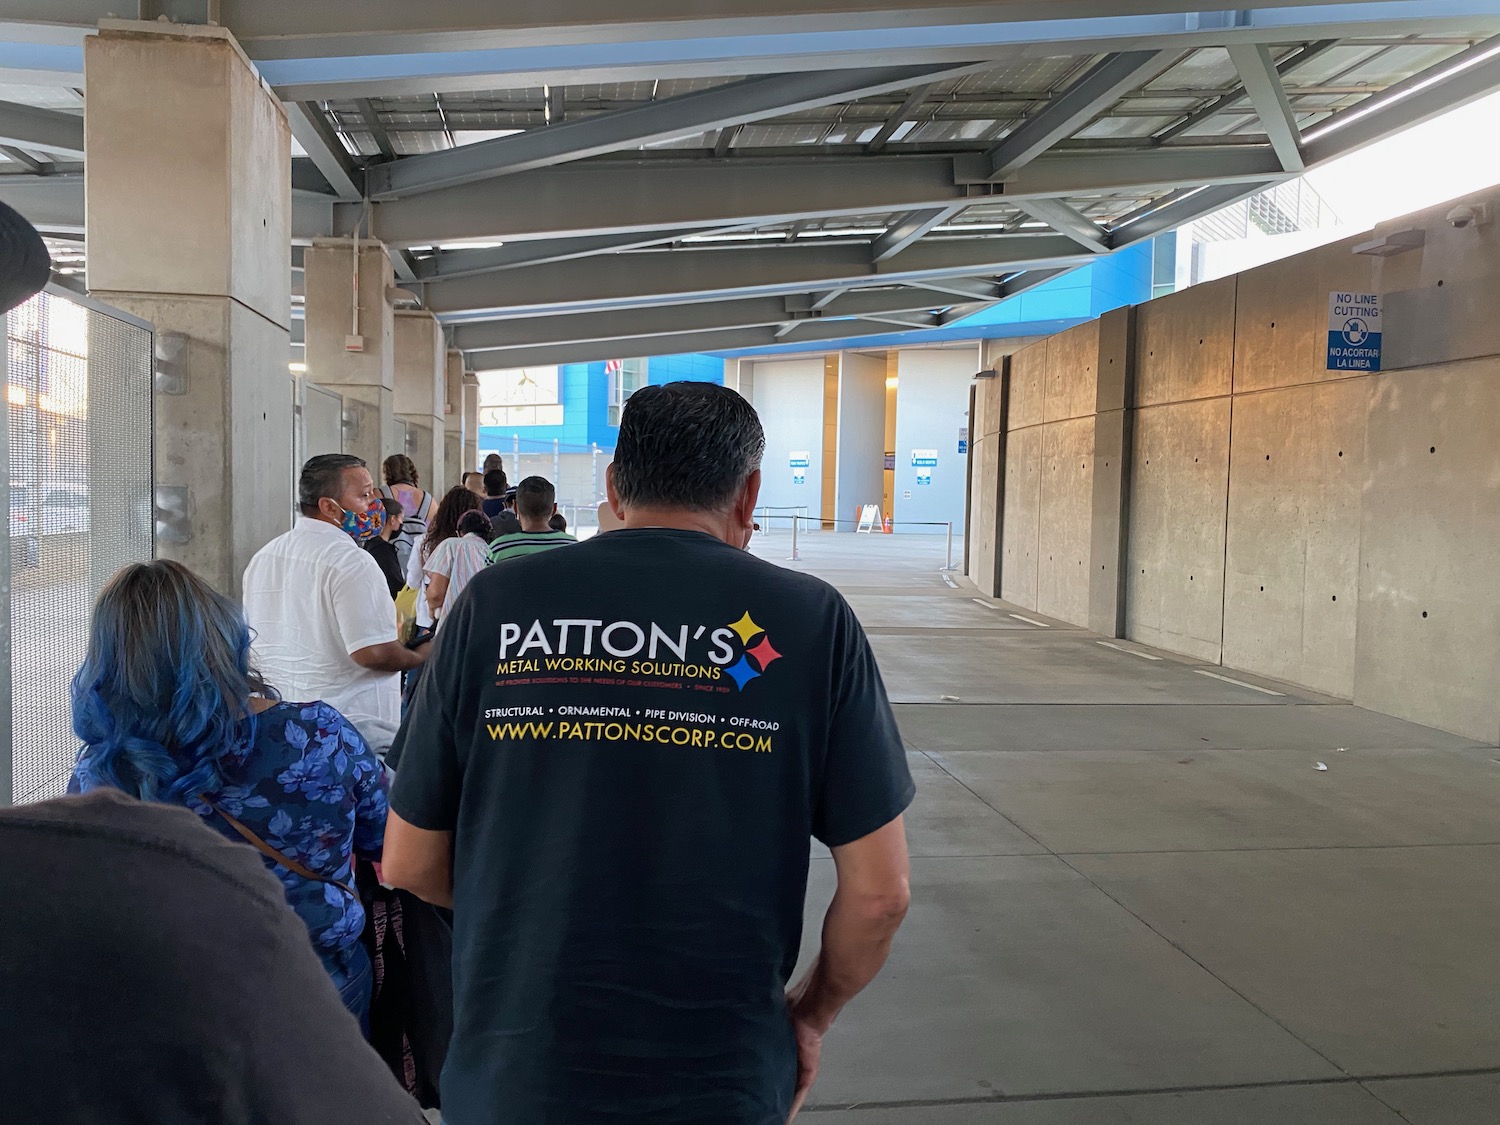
xmin=3 ymin=384 xmax=912 ymax=1125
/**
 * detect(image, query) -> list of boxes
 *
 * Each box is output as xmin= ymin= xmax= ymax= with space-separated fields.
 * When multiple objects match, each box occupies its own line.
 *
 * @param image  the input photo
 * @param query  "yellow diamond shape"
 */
xmin=728 ymin=611 xmax=763 ymax=644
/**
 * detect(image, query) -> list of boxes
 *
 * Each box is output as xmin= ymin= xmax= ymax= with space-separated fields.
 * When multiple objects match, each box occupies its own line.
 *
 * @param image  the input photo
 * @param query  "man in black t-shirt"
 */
xmin=385 ymin=382 xmax=913 ymax=1125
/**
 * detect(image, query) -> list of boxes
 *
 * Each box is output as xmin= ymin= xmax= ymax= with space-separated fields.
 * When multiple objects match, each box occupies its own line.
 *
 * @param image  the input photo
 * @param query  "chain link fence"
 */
xmin=484 ymin=436 xmax=609 ymax=536
xmin=2 ymin=288 xmax=154 ymax=805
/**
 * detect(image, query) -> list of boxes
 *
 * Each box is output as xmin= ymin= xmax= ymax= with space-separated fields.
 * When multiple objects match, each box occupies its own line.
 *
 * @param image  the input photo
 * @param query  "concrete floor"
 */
xmin=749 ymin=529 xmax=1500 ymax=1125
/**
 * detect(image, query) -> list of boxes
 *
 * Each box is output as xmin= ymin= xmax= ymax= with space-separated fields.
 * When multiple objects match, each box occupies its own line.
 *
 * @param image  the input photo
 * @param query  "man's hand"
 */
xmin=782 ymin=817 xmax=910 ymax=1122
xmin=785 ymin=997 xmax=826 ymax=1122
xmin=351 ymin=639 xmax=429 ymax=674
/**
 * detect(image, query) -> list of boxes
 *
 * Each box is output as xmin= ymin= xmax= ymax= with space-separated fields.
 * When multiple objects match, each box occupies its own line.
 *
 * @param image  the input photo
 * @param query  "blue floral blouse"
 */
xmin=73 ymin=701 xmax=388 ymax=985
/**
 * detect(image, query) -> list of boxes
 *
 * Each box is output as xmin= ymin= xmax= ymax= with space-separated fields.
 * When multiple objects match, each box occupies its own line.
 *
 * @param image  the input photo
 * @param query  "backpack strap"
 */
xmin=208 ymin=801 xmax=356 ymax=898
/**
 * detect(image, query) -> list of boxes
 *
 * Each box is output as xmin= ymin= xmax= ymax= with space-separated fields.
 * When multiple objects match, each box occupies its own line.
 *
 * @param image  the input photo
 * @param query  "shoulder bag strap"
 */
xmin=208 ymin=801 xmax=356 ymax=898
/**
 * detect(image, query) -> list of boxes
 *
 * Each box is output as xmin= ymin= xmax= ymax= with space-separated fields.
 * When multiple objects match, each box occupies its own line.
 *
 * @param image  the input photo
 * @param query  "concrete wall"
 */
xmin=968 ymin=372 xmax=1005 ymax=597
xmin=1125 ymin=277 xmax=1237 ymax=662
xmin=991 ymin=315 xmax=1134 ymax=629
xmin=893 ymin=347 xmax=978 ymax=534
xmin=835 ymin=353 xmax=887 ymax=529
xmin=979 ymin=192 xmax=1500 ymax=742
xmin=749 ymin=357 xmax=825 ymax=518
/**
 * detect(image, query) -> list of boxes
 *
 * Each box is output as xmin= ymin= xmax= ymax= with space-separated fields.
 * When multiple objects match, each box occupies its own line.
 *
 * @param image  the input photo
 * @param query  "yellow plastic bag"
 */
xmin=394 ymin=584 xmax=419 ymax=644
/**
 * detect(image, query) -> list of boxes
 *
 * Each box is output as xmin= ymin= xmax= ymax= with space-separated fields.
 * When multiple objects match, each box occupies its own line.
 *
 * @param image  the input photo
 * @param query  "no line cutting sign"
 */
xmin=1326 ymin=291 xmax=1382 ymax=371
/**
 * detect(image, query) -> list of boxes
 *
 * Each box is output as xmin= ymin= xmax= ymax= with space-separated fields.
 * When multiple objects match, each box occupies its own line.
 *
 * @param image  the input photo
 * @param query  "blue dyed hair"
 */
xmin=71 ymin=560 xmax=276 ymax=803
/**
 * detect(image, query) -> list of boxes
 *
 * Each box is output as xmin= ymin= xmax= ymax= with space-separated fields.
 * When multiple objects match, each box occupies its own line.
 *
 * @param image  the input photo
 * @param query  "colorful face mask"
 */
xmin=340 ymin=500 xmax=385 ymax=544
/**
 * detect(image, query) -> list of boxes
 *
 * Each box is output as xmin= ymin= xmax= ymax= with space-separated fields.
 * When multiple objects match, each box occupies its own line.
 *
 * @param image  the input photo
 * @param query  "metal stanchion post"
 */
xmin=943 ymin=522 xmax=956 ymax=571
xmin=787 ymin=515 xmax=801 ymax=562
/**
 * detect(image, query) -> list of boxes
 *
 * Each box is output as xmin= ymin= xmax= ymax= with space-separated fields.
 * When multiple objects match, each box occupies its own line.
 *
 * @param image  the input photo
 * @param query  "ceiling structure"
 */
xmin=1 ymin=3 xmax=1499 ymax=370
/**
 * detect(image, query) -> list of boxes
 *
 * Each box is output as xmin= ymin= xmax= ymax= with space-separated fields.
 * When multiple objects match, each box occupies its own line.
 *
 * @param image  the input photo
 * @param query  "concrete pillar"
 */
xmin=84 ymin=22 xmax=292 ymax=595
xmin=444 ymin=349 xmax=466 ymax=490
xmin=834 ymin=353 xmax=887 ymax=530
xmin=462 ymin=374 xmax=480 ymax=475
xmin=393 ymin=309 xmax=445 ymax=494
xmin=968 ymin=365 xmax=1009 ymax=598
xmin=304 ymin=238 xmax=396 ymax=471
xmin=1087 ymin=306 xmax=1136 ymax=638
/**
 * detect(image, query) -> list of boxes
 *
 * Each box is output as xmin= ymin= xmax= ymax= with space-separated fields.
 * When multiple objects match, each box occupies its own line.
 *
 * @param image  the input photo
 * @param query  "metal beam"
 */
xmin=1014 ymin=197 xmax=1108 ymax=251
xmin=390 ymin=249 xmax=419 ymax=284
xmin=414 ymin=226 xmax=751 ymax=280
xmin=450 ymin=286 xmax=965 ymax=349
xmin=365 ymin=62 xmax=990 ymax=198
xmin=0 ymin=145 xmax=46 ymax=173
xmin=5 ymin=4 xmax=1498 ymax=94
xmin=0 ymin=170 xmax=334 ymax=239
xmin=866 ymin=83 xmax=935 ymax=153
xmin=978 ymin=50 xmax=1177 ymax=180
xmin=712 ymin=124 xmax=742 ymax=157
xmin=856 ymin=312 xmax=941 ymax=328
xmin=285 ymin=102 xmax=362 ymax=201
xmin=426 ymin=234 xmax=1091 ymax=317
xmin=355 ymin=97 xmax=397 ymax=159
xmin=1111 ymin=180 xmax=1278 ymax=243
xmin=464 ymin=315 xmax=955 ymax=369
xmin=1226 ymin=43 xmax=1305 ymax=171
xmin=352 ymin=148 xmax=1290 ymax=246
xmin=906 ymin=277 xmax=1003 ymax=301
xmin=871 ymin=203 xmax=967 ymax=261
xmin=0 ymin=100 xmax=81 ymax=158
xmin=221 ymin=3 xmax=1500 ymax=100
xmin=0 ymin=173 xmax=83 ymax=232
xmin=1302 ymin=35 xmax=1500 ymax=165
xmin=1154 ymin=38 xmax=1338 ymax=144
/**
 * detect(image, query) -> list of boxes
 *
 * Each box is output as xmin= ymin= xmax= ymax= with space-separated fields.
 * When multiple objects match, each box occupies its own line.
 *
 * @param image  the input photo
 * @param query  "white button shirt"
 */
xmin=243 ymin=517 xmax=401 ymax=750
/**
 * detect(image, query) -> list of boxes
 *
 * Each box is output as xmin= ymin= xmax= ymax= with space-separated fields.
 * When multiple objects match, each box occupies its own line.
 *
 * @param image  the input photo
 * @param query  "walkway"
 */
xmin=750 ymin=529 xmax=1500 ymax=1125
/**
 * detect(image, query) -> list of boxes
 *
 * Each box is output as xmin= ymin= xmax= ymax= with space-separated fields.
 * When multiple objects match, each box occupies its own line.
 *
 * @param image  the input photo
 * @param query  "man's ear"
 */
xmin=738 ymin=469 xmax=762 ymax=528
xmin=605 ymin=464 xmax=625 ymax=519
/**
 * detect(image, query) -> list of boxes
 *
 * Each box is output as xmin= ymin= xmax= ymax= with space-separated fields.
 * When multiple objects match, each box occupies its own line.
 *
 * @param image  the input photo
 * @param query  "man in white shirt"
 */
xmin=244 ymin=454 xmax=430 ymax=753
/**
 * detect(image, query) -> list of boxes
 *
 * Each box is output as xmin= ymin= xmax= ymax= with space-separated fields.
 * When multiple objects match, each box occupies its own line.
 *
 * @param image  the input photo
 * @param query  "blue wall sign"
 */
xmin=1327 ymin=291 xmax=1382 ymax=371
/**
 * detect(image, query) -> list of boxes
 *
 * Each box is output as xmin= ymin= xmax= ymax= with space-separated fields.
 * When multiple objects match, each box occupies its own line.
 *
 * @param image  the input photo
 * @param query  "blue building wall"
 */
xmin=709 ymin=242 xmax=1156 ymax=359
xmin=478 ymin=353 xmax=724 ymax=455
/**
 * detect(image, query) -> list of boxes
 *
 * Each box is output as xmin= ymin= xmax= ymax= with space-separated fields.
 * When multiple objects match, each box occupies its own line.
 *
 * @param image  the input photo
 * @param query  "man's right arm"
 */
xmin=786 ymin=815 xmax=910 ymax=1118
xmin=352 ymin=640 xmax=429 ymax=674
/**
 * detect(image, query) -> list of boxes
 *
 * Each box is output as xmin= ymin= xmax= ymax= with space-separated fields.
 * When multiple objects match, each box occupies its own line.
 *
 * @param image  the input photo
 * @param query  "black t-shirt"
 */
xmin=0 ymin=789 xmax=423 ymax=1125
xmin=365 ymin=534 xmax=405 ymax=598
xmin=389 ymin=529 xmax=913 ymax=1125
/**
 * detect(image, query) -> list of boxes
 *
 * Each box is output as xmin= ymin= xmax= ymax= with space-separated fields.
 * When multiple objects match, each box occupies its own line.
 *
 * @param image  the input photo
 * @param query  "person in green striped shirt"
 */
xmin=486 ymin=476 xmax=577 ymax=566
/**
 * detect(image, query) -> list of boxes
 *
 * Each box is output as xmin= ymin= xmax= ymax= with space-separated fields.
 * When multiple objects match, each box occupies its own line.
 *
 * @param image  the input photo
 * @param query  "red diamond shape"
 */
xmin=747 ymin=636 xmax=782 ymax=671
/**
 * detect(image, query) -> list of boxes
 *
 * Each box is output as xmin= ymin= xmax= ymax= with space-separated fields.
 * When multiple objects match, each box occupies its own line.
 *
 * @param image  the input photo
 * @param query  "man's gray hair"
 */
xmin=298 ymin=453 xmax=367 ymax=515
xmin=611 ymin=382 xmax=765 ymax=512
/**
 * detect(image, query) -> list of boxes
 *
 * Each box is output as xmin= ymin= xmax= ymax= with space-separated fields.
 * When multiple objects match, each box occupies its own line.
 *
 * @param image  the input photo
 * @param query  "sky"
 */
xmin=1303 ymin=91 xmax=1500 ymax=230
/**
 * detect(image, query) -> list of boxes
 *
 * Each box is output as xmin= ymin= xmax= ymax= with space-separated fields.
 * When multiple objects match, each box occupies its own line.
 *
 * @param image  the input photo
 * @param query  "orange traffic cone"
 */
xmin=883 ymin=516 xmax=892 ymax=534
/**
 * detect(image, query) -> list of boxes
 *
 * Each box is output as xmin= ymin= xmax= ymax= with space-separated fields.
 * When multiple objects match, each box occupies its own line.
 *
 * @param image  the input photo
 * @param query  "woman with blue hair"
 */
xmin=69 ymin=559 xmax=389 ymax=1028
